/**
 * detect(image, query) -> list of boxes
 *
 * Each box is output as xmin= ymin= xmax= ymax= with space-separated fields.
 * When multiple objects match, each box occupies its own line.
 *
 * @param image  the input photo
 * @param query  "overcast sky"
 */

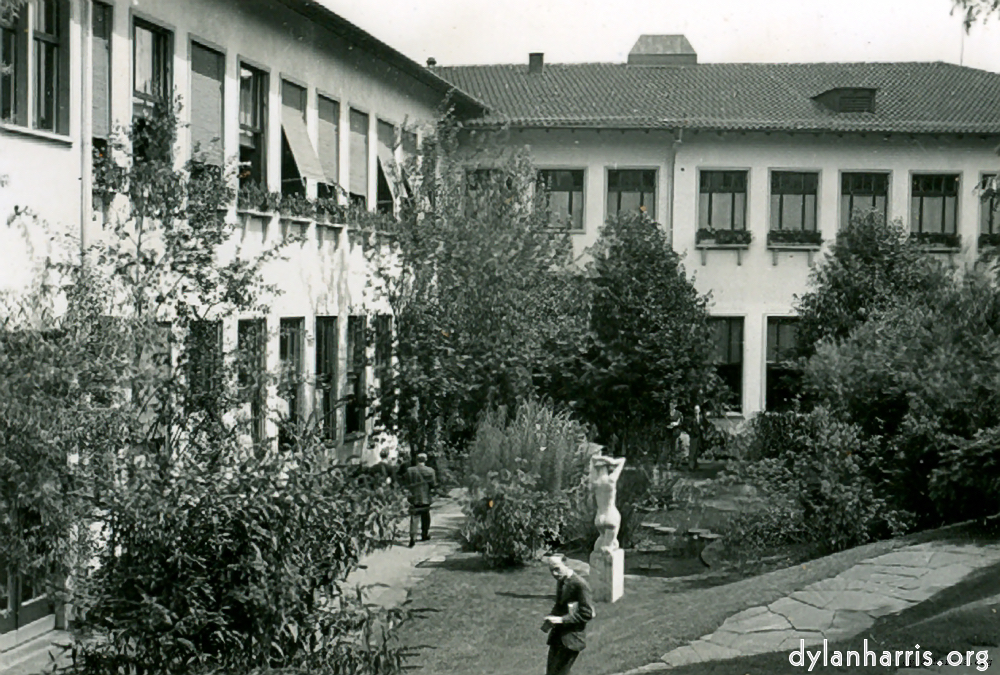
xmin=321 ymin=0 xmax=1000 ymax=71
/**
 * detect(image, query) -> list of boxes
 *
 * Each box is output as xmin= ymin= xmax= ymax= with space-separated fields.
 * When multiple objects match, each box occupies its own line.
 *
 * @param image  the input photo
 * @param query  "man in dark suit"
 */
xmin=404 ymin=452 xmax=436 ymax=547
xmin=542 ymin=554 xmax=595 ymax=675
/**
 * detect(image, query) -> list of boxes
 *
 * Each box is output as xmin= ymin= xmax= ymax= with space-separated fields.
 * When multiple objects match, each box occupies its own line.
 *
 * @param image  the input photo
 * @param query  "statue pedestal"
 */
xmin=589 ymin=548 xmax=624 ymax=603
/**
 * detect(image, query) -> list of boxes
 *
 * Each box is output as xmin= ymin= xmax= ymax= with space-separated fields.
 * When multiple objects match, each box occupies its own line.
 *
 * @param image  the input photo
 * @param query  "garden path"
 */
xmin=613 ymin=541 xmax=1000 ymax=673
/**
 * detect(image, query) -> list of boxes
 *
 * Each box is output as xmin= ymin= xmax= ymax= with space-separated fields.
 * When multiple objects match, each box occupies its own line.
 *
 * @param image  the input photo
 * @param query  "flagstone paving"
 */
xmin=616 ymin=542 xmax=1000 ymax=673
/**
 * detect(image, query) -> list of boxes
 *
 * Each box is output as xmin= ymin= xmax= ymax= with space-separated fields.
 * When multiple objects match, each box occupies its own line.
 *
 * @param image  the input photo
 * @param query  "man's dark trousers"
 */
xmin=410 ymin=504 xmax=431 ymax=541
xmin=546 ymin=643 xmax=579 ymax=675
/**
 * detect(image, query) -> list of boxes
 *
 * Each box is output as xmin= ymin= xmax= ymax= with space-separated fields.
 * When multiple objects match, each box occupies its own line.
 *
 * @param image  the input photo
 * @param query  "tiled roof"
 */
xmin=433 ymin=61 xmax=1000 ymax=134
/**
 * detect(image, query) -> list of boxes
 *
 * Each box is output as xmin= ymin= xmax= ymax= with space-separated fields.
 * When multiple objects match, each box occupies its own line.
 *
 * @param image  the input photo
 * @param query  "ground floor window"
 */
xmin=766 ymin=316 xmax=801 ymax=411
xmin=709 ymin=317 xmax=743 ymax=412
xmin=315 ymin=316 xmax=338 ymax=441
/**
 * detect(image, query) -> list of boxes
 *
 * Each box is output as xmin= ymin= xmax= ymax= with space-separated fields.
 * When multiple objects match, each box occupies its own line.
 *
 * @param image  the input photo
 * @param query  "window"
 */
xmin=766 ymin=317 xmax=801 ymax=412
xmin=607 ymin=169 xmax=655 ymax=219
xmin=133 ymin=19 xmax=171 ymax=118
xmin=345 ymin=316 xmax=366 ymax=435
xmin=709 ymin=317 xmax=743 ymax=412
xmin=538 ymin=169 xmax=584 ymax=231
xmin=279 ymin=318 xmax=304 ymax=447
xmin=190 ymin=43 xmax=224 ymax=166
xmin=699 ymin=171 xmax=747 ymax=231
xmin=814 ymin=88 xmax=876 ymax=113
xmin=317 ymin=95 xmax=339 ymax=197
xmin=315 ymin=316 xmax=338 ymax=441
xmin=348 ymin=108 xmax=369 ymax=207
xmin=280 ymin=80 xmax=323 ymax=197
xmin=841 ymin=172 xmax=888 ymax=228
xmin=186 ymin=320 xmax=222 ymax=415
xmin=980 ymin=175 xmax=1000 ymax=235
xmin=376 ymin=119 xmax=397 ymax=216
xmin=465 ymin=168 xmax=516 ymax=217
xmin=374 ymin=314 xmax=393 ymax=428
xmin=0 ymin=0 xmax=69 ymax=131
xmin=91 ymin=3 xmax=112 ymax=142
xmin=238 ymin=319 xmax=267 ymax=447
xmin=911 ymin=174 xmax=959 ymax=234
xmin=239 ymin=63 xmax=267 ymax=188
xmin=770 ymin=172 xmax=818 ymax=231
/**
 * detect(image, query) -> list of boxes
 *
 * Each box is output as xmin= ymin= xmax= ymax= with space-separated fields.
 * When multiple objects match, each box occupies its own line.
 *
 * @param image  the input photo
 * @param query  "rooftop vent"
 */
xmin=814 ymin=88 xmax=876 ymax=113
xmin=627 ymin=35 xmax=697 ymax=66
xmin=528 ymin=52 xmax=544 ymax=74
xmin=426 ymin=57 xmax=437 ymax=67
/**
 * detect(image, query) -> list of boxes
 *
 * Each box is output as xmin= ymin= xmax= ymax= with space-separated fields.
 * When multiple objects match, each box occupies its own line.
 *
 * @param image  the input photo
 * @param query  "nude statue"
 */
xmin=590 ymin=454 xmax=627 ymax=553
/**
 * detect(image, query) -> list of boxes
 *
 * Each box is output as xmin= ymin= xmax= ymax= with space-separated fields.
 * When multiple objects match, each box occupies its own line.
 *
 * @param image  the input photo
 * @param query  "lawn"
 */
xmin=396 ymin=540 xmax=905 ymax=675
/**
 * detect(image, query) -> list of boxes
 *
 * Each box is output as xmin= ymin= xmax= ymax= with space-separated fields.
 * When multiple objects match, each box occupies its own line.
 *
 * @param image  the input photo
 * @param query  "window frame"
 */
xmin=132 ymin=16 xmax=172 ymax=119
xmin=345 ymin=315 xmax=367 ymax=437
xmin=708 ymin=316 xmax=744 ymax=413
xmin=0 ymin=14 xmax=18 ymax=124
xmin=910 ymin=172 xmax=960 ymax=235
xmin=538 ymin=168 xmax=586 ymax=232
xmin=840 ymin=171 xmax=889 ymax=228
xmin=769 ymin=170 xmax=819 ymax=232
xmin=607 ymin=168 xmax=656 ymax=220
xmin=237 ymin=318 xmax=267 ymax=448
xmin=979 ymin=173 xmax=1000 ymax=236
xmin=315 ymin=315 xmax=338 ymax=442
xmin=348 ymin=107 xmax=370 ymax=207
xmin=238 ymin=60 xmax=268 ymax=189
xmin=91 ymin=2 xmax=113 ymax=141
xmin=699 ymin=169 xmax=748 ymax=231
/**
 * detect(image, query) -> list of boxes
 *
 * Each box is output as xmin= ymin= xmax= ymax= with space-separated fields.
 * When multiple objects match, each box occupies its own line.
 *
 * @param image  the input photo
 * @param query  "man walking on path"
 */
xmin=542 ymin=554 xmax=595 ymax=675
xmin=405 ymin=452 xmax=436 ymax=547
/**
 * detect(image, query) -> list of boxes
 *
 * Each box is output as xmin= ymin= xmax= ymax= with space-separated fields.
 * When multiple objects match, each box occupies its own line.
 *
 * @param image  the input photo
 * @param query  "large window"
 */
xmin=766 ymin=317 xmax=801 ymax=412
xmin=374 ymin=314 xmax=393 ymax=428
xmin=699 ymin=170 xmax=747 ymax=230
xmin=278 ymin=317 xmax=304 ymax=447
xmin=317 ymin=95 xmax=340 ymax=198
xmin=190 ymin=42 xmax=224 ymax=166
xmin=186 ymin=320 xmax=222 ymax=415
xmin=239 ymin=63 xmax=267 ymax=188
xmin=770 ymin=171 xmax=818 ymax=231
xmin=345 ymin=316 xmax=366 ymax=436
xmin=91 ymin=3 xmax=112 ymax=142
xmin=315 ymin=316 xmax=338 ymax=441
xmin=607 ymin=169 xmax=655 ymax=219
xmin=348 ymin=108 xmax=369 ymax=207
xmin=133 ymin=19 xmax=171 ymax=119
xmin=280 ymin=80 xmax=323 ymax=197
xmin=911 ymin=174 xmax=959 ymax=234
xmin=709 ymin=317 xmax=743 ymax=412
xmin=538 ymin=169 xmax=584 ymax=231
xmin=238 ymin=319 xmax=267 ymax=448
xmin=376 ymin=119 xmax=397 ymax=216
xmin=0 ymin=0 xmax=69 ymax=132
xmin=980 ymin=174 xmax=1000 ymax=235
xmin=841 ymin=172 xmax=888 ymax=228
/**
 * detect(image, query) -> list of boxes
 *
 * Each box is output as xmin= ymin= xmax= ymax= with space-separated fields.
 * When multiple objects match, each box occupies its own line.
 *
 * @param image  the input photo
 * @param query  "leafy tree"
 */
xmin=953 ymin=0 xmax=1000 ymax=27
xmin=794 ymin=211 xmax=942 ymax=358
xmin=568 ymin=212 xmax=721 ymax=459
xmin=371 ymin=120 xmax=588 ymax=457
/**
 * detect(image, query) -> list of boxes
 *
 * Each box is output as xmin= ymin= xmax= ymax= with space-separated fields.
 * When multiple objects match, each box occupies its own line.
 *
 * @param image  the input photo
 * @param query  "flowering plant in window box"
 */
xmin=767 ymin=229 xmax=823 ymax=247
xmin=909 ymin=231 xmax=961 ymax=250
xmin=696 ymin=228 xmax=752 ymax=247
xmin=279 ymin=194 xmax=316 ymax=219
xmin=237 ymin=182 xmax=281 ymax=214
xmin=978 ymin=232 xmax=1000 ymax=249
xmin=315 ymin=197 xmax=347 ymax=224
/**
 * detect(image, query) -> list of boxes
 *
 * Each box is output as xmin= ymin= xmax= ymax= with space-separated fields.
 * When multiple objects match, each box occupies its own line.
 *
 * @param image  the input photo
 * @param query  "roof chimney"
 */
xmin=528 ymin=52 xmax=544 ymax=74
xmin=627 ymin=35 xmax=697 ymax=66
xmin=426 ymin=56 xmax=437 ymax=67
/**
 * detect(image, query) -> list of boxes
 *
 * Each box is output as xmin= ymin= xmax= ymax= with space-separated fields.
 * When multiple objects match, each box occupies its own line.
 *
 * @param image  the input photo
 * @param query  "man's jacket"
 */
xmin=547 ymin=573 xmax=595 ymax=652
xmin=404 ymin=464 xmax=436 ymax=506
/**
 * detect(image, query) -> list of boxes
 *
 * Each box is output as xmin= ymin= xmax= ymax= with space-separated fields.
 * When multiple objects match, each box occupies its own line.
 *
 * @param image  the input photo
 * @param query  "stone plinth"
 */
xmin=589 ymin=548 xmax=624 ymax=603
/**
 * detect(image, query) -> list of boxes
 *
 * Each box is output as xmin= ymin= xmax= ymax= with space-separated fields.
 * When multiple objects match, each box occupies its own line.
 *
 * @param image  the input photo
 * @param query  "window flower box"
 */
xmin=695 ymin=228 xmax=752 ymax=247
xmin=237 ymin=182 xmax=281 ymax=214
xmin=978 ymin=232 xmax=1000 ymax=249
xmin=909 ymin=231 xmax=961 ymax=251
xmin=767 ymin=229 xmax=822 ymax=248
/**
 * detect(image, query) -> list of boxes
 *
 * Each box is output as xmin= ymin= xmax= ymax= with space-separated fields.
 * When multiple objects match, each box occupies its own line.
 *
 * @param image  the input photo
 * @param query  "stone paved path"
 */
xmin=620 ymin=542 xmax=1000 ymax=673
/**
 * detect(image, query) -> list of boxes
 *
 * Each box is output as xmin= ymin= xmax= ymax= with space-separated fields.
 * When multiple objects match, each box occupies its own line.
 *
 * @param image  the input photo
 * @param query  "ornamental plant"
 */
xmin=696 ymin=227 xmax=753 ymax=246
xmin=767 ymin=229 xmax=823 ymax=247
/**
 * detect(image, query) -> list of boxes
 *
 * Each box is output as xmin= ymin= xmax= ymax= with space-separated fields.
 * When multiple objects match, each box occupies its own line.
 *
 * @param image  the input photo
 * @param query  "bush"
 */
xmin=616 ymin=466 xmax=651 ymax=550
xmin=725 ymin=502 xmax=808 ymax=554
xmin=459 ymin=470 xmax=574 ymax=567
xmin=465 ymin=400 xmax=592 ymax=495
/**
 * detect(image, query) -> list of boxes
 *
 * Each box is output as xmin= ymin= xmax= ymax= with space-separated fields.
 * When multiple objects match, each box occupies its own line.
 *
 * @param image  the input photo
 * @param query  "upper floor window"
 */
xmin=91 ymin=2 xmax=112 ymax=141
xmin=699 ymin=170 xmax=747 ymax=231
xmin=348 ymin=108 xmax=369 ymax=207
xmin=376 ymin=119 xmax=397 ymax=216
xmin=133 ymin=19 xmax=171 ymax=118
xmin=770 ymin=171 xmax=818 ymax=231
xmin=980 ymin=174 xmax=1000 ymax=235
xmin=841 ymin=172 xmax=888 ymax=228
xmin=239 ymin=63 xmax=267 ymax=188
xmin=190 ymin=42 xmax=224 ymax=166
xmin=538 ymin=169 xmax=584 ymax=231
xmin=317 ymin=95 xmax=340 ymax=197
xmin=0 ymin=0 xmax=69 ymax=133
xmin=607 ymin=169 xmax=655 ymax=219
xmin=280 ymin=80 xmax=323 ymax=198
xmin=911 ymin=174 xmax=959 ymax=234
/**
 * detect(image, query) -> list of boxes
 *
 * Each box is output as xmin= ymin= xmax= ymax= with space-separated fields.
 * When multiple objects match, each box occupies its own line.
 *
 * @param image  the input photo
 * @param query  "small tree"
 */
xmin=371 ymin=119 xmax=589 ymax=457
xmin=570 ymin=212 xmax=721 ymax=459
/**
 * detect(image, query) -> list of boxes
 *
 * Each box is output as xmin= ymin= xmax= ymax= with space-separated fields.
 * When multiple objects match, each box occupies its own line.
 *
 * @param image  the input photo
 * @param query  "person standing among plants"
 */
xmin=541 ymin=554 xmax=595 ymax=675
xmin=405 ymin=452 xmax=436 ymax=547
xmin=658 ymin=403 xmax=683 ymax=465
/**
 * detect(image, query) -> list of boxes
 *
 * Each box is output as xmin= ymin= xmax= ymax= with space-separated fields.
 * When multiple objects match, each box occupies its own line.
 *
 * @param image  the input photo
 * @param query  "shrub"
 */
xmin=465 ymin=400 xmax=592 ymax=495
xmin=459 ymin=470 xmax=573 ymax=567
xmin=725 ymin=502 xmax=808 ymax=554
xmin=616 ymin=466 xmax=652 ymax=550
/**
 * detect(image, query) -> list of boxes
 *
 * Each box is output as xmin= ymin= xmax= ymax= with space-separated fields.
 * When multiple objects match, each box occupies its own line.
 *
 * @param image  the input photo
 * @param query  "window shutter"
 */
xmin=349 ymin=109 xmax=369 ymax=198
xmin=190 ymin=43 xmax=224 ymax=166
xmin=317 ymin=96 xmax=339 ymax=186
